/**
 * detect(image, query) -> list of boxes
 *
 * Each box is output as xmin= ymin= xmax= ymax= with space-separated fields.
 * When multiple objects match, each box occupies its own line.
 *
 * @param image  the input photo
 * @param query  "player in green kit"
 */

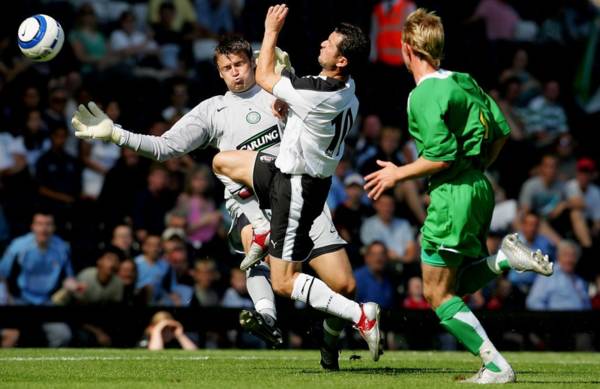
xmin=364 ymin=8 xmax=554 ymax=384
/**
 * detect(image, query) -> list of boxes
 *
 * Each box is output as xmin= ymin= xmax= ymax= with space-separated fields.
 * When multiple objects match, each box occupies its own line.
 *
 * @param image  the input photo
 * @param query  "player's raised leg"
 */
xmin=213 ymin=150 xmax=272 ymax=269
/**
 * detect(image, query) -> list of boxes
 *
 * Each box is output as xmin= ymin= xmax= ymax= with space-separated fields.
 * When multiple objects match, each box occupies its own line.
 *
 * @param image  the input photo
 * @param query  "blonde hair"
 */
xmin=402 ymin=8 xmax=444 ymax=68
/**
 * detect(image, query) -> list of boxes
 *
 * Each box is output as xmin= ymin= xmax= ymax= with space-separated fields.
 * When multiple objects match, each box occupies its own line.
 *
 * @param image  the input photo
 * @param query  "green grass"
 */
xmin=0 ymin=349 xmax=599 ymax=388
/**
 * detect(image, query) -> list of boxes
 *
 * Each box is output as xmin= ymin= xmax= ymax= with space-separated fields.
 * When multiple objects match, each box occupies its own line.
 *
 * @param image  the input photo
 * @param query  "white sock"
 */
xmin=216 ymin=173 xmax=270 ymax=234
xmin=485 ymin=249 xmax=510 ymax=274
xmin=246 ymin=263 xmax=277 ymax=322
xmin=479 ymin=339 xmax=511 ymax=372
xmin=290 ymin=273 xmax=362 ymax=323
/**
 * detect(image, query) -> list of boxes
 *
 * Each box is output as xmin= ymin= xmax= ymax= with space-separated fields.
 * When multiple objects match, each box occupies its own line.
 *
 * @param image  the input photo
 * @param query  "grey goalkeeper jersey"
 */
xmin=117 ymin=84 xmax=281 ymax=160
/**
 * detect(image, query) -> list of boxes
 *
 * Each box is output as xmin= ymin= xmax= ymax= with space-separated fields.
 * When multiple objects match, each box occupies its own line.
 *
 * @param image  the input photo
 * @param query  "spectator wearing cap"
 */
xmin=333 ymin=173 xmax=373 ymax=265
xmin=360 ymin=193 xmax=417 ymax=263
xmin=565 ymin=158 xmax=600 ymax=250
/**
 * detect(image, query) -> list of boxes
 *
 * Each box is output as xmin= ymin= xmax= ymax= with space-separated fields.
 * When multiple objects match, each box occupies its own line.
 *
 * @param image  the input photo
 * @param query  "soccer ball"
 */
xmin=17 ymin=14 xmax=64 ymax=62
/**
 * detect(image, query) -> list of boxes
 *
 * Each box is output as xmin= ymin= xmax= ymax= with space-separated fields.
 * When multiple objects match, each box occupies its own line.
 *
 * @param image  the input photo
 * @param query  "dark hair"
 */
xmin=213 ymin=35 xmax=253 ymax=66
xmin=334 ymin=23 xmax=370 ymax=75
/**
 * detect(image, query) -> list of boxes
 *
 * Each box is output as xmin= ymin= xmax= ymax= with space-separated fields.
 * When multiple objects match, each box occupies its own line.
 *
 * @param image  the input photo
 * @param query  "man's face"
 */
xmin=540 ymin=156 xmax=558 ymax=183
xmin=365 ymin=243 xmax=387 ymax=273
xmin=318 ymin=31 xmax=344 ymax=71
xmin=97 ymin=253 xmax=119 ymax=276
xmin=558 ymin=245 xmax=577 ymax=273
xmin=374 ymin=195 xmax=395 ymax=222
xmin=521 ymin=214 xmax=539 ymax=241
xmin=143 ymin=236 xmax=162 ymax=260
xmin=216 ymin=52 xmax=255 ymax=93
xmin=118 ymin=261 xmax=136 ymax=286
xmin=112 ymin=225 xmax=132 ymax=250
xmin=31 ymin=214 xmax=54 ymax=245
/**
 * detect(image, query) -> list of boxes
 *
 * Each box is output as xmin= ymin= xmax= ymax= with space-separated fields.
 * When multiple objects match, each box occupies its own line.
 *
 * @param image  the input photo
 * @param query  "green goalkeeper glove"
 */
xmin=71 ymin=102 xmax=122 ymax=144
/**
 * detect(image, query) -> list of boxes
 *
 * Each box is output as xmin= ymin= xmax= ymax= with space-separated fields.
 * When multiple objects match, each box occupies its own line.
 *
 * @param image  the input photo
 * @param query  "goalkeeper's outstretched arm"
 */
xmin=71 ymin=102 xmax=215 ymax=162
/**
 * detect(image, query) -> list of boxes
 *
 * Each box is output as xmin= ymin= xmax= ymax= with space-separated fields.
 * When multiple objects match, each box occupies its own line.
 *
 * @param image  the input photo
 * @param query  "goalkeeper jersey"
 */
xmin=271 ymin=69 xmax=359 ymax=178
xmin=407 ymin=69 xmax=511 ymax=185
xmin=118 ymin=84 xmax=281 ymax=159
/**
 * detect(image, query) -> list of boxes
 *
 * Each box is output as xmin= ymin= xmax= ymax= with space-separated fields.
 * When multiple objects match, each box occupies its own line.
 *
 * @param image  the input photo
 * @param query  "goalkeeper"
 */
xmin=364 ymin=9 xmax=554 ymax=384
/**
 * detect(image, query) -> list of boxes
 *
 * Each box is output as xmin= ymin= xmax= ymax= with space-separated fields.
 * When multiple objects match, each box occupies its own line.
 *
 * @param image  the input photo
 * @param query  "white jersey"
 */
xmin=118 ymin=84 xmax=280 ymax=159
xmin=272 ymin=69 xmax=359 ymax=178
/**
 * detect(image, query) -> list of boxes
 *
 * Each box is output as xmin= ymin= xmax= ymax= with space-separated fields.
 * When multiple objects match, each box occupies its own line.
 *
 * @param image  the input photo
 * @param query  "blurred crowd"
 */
xmin=1 ymin=0 xmax=600 ymax=350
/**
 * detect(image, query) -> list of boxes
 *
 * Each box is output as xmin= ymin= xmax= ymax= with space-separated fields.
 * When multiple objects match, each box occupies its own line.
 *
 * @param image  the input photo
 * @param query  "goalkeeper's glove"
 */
xmin=253 ymin=46 xmax=295 ymax=75
xmin=71 ymin=102 xmax=122 ymax=144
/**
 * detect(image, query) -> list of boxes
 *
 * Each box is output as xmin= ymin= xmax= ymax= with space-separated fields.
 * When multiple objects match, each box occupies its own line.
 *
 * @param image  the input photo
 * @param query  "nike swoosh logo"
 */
xmin=216 ymin=106 xmax=227 ymax=112
xmin=329 ymin=226 xmax=336 ymax=234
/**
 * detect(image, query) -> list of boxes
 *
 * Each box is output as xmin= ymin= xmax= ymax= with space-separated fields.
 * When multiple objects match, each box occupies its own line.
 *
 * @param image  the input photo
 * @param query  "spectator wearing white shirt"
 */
xmin=360 ymin=193 xmax=416 ymax=263
xmin=109 ymin=10 xmax=160 ymax=72
xmin=524 ymin=80 xmax=569 ymax=148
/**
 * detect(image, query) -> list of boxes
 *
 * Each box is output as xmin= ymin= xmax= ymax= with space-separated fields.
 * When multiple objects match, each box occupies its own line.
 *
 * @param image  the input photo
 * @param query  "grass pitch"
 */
xmin=0 ymin=349 xmax=599 ymax=388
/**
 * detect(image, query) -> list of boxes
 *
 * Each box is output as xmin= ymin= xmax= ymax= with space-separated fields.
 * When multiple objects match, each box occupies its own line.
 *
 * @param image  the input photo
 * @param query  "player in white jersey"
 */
xmin=212 ymin=4 xmax=382 ymax=363
xmin=71 ymin=34 xmax=363 ymax=369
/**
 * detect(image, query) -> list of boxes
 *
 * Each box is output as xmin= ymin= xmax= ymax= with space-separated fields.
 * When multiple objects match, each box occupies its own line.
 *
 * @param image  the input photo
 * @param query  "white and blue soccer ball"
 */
xmin=17 ymin=14 xmax=64 ymax=62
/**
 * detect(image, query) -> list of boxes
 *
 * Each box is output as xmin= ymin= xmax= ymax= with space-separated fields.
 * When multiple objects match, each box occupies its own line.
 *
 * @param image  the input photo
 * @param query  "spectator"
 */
xmin=221 ymin=268 xmax=253 ymax=310
xmin=52 ymin=248 xmax=123 ymax=347
xmin=80 ymin=100 xmax=122 ymax=199
xmin=369 ymin=0 xmax=416 ymax=66
xmin=354 ymin=241 xmax=395 ymax=309
xmin=403 ymin=276 xmax=429 ymax=310
xmin=0 ymin=212 xmax=74 ymax=346
xmin=134 ymin=234 xmax=177 ymax=305
xmin=486 ymin=277 xmax=525 ymax=310
xmin=69 ymin=3 xmax=116 ymax=74
xmin=565 ymin=157 xmax=600 ymax=249
xmin=149 ymin=1 xmax=195 ymax=71
xmin=109 ymin=10 xmax=160 ymax=72
xmin=0 ymin=127 xmax=33 ymax=236
xmin=42 ymin=88 xmax=69 ymax=133
xmin=177 ymin=165 xmax=220 ymax=249
xmin=117 ymin=258 xmax=150 ymax=306
xmin=508 ymin=212 xmax=555 ymax=293
xmin=132 ymin=164 xmax=177 ymax=242
xmin=353 ymin=114 xmax=382 ymax=164
xmin=526 ymin=240 xmax=590 ymax=311
xmin=110 ymin=224 xmax=137 ymax=259
xmin=53 ymin=248 xmax=123 ymax=306
xmin=360 ymin=193 xmax=417 ymax=263
xmin=190 ymin=259 xmax=220 ymax=307
xmin=195 ymin=0 xmax=235 ymax=37
xmin=499 ymin=49 xmax=541 ymax=106
xmin=98 ymin=148 xmax=149 ymax=232
xmin=162 ymin=233 xmax=193 ymax=305
xmin=526 ymin=240 xmax=593 ymax=350
xmin=162 ymin=81 xmax=191 ymax=122
xmin=35 ymin=126 xmax=82 ymax=237
xmin=16 ymin=109 xmax=50 ymax=173
xmin=145 ymin=311 xmax=197 ymax=350
xmin=468 ymin=0 xmax=535 ymax=41
xmin=495 ymin=76 xmax=526 ymax=141
xmin=334 ymin=173 xmax=373 ymax=264
xmin=518 ymin=154 xmax=568 ymax=244
xmin=524 ymin=80 xmax=569 ymax=148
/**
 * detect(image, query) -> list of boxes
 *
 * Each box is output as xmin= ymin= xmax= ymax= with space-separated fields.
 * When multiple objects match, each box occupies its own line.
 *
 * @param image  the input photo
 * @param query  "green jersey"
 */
xmin=407 ymin=70 xmax=511 ymax=262
xmin=407 ymin=70 xmax=510 ymax=187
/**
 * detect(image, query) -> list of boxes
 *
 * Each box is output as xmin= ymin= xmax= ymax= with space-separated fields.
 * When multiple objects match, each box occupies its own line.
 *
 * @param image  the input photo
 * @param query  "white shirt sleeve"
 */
xmin=118 ymin=99 xmax=220 ymax=161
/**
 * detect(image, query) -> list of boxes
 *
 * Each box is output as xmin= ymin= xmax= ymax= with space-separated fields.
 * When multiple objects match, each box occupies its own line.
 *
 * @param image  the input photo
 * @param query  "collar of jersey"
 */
xmin=417 ymin=69 xmax=452 ymax=86
xmin=228 ymin=83 xmax=261 ymax=99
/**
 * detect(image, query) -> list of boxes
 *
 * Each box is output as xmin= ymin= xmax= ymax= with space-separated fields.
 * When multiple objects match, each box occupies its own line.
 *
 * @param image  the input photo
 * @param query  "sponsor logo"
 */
xmin=246 ymin=111 xmax=261 ymax=124
xmin=236 ymin=125 xmax=280 ymax=151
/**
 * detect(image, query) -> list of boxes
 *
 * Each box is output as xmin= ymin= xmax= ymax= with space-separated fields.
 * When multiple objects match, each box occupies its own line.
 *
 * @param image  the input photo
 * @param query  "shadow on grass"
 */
xmin=298 ymin=367 xmax=473 ymax=376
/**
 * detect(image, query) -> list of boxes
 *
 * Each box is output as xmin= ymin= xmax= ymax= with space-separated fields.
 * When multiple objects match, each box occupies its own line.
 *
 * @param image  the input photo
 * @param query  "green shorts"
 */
xmin=421 ymin=169 xmax=494 ymax=268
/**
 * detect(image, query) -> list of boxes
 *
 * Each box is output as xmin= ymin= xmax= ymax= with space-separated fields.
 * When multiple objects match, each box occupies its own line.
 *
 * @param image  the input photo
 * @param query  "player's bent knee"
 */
xmin=271 ymin=276 xmax=294 ymax=297
xmin=212 ymin=152 xmax=228 ymax=175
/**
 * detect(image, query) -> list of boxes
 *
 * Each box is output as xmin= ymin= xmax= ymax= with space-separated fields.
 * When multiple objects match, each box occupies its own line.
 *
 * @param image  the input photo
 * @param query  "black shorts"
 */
xmin=253 ymin=152 xmax=332 ymax=261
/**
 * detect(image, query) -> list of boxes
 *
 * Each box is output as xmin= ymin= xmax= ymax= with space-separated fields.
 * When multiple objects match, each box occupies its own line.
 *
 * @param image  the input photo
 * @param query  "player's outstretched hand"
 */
xmin=364 ymin=160 xmax=400 ymax=200
xmin=72 ymin=102 xmax=122 ymax=143
xmin=265 ymin=4 xmax=288 ymax=34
